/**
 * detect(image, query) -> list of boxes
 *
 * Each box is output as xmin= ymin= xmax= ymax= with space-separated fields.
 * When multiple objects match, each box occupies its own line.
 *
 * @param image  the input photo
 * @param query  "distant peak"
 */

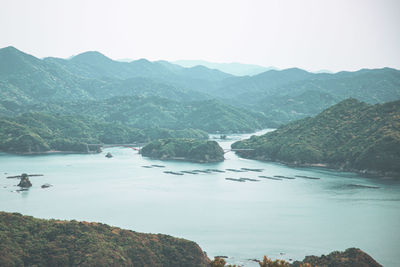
xmin=282 ymin=67 xmax=309 ymax=73
xmin=70 ymin=51 xmax=112 ymax=63
xmin=1 ymin=45 xmax=18 ymax=51
xmin=135 ymin=58 xmax=151 ymax=63
xmin=0 ymin=46 xmax=24 ymax=55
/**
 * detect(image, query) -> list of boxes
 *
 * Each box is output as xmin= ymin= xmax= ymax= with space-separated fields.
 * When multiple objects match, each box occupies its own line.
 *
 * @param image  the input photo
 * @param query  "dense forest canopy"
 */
xmin=0 ymin=113 xmax=208 ymax=153
xmin=0 ymin=212 xmax=210 ymax=267
xmin=141 ymin=138 xmax=225 ymax=163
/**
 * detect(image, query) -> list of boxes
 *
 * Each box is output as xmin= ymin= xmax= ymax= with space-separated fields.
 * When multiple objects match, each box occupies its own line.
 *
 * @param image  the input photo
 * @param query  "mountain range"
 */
xmin=1 ymin=46 xmax=399 ymax=126
xmin=1 ymin=45 xmax=400 ymax=134
xmin=173 ymin=59 xmax=276 ymax=76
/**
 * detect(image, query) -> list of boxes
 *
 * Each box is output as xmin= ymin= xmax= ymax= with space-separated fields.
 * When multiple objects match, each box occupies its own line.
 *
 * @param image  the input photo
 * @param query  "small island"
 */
xmin=141 ymin=138 xmax=224 ymax=163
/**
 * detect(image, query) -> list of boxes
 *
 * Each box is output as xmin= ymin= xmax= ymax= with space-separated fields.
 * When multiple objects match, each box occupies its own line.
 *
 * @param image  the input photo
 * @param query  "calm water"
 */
xmin=1 ymin=130 xmax=399 ymax=266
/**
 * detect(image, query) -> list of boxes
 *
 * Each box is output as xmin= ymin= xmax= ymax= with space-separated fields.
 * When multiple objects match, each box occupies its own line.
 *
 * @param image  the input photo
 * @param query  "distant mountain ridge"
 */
xmin=173 ymin=59 xmax=276 ymax=76
xmin=1 ymin=46 xmax=400 ymax=127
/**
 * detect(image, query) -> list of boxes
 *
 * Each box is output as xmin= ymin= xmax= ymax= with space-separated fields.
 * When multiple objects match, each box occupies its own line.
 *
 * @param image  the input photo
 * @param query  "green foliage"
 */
xmin=0 ymin=113 xmax=208 ymax=153
xmin=232 ymin=99 xmax=400 ymax=176
xmin=0 ymin=211 xmax=210 ymax=267
xmin=211 ymin=257 xmax=227 ymax=267
xmin=220 ymin=67 xmax=400 ymax=124
xmin=291 ymin=248 xmax=382 ymax=267
xmin=1 ymin=46 xmax=400 ymax=130
xmin=141 ymin=138 xmax=225 ymax=163
xmin=210 ymin=257 xmax=241 ymax=267
xmin=258 ymin=256 xmax=290 ymax=267
xmin=14 ymin=96 xmax=272 ymax=133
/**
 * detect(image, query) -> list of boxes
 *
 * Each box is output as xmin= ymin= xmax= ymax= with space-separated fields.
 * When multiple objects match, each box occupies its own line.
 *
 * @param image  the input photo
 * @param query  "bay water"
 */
xmin=0 ymin=130 xmax=399 ymax=266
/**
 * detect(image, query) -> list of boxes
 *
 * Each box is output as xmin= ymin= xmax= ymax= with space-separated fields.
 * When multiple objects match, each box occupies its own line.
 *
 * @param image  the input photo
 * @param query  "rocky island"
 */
xmin=141 ymin=138 xmax=224 ymax=163
xmin=232 ymin=99 xmax=400 ymax=178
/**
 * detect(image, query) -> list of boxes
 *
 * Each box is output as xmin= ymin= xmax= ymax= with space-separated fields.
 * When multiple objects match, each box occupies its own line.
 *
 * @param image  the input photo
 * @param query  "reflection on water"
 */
xmin=0 ymin=129 xmax=399 ymax=267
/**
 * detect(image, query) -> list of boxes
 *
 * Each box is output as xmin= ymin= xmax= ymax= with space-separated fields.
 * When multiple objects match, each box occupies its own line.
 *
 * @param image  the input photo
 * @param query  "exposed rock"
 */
xmin=41 ymin=183 xmax=52 ymax=189
xmin=105 ymin=152 xmax=113 ymax=158
xmin=17 ymin=173 xmax=32 ymax=188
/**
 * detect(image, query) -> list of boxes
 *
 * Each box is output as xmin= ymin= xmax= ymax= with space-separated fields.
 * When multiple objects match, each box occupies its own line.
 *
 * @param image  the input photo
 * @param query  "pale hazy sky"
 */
xmin=0 ymin=0 xmax=399 ymax=72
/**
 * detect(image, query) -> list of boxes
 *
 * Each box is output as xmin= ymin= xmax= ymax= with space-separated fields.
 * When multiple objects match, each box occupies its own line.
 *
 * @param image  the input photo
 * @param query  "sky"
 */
xmin=0 ymin=0 xmax=399 ymax=72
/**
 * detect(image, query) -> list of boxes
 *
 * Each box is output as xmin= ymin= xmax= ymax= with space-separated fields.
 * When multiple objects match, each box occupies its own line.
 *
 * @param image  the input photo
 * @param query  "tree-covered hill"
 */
xmin=0 ymin=112 xmax=208 ymax=153
xmin=291 ymin=248 xmax=382 ymax=267
xmin=16 ymin=96 xmax=273 ymax=133
xmin=141 ymin=138 xmax=224 ymax=163
xmin=0 ymin=46 xmax=214 ymax=105
xmin=223 ymin=67 xmax=400 ymax=124
xmin=232 ymin=99 xmax=400 ymax=177
xmin=0 ymin=212 xmax=210 ymax=267
xmin=0 ymin=212 xmax=383 ymax=267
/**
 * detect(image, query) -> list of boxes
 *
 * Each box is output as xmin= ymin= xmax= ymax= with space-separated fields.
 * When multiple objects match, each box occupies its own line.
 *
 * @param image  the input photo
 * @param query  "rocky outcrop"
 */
xmin=17 ymin=173 xmax=32 ymax=188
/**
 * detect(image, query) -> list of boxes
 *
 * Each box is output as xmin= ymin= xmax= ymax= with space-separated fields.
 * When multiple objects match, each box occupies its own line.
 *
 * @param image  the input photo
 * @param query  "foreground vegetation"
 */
xmin=0 ymin=212 xmax=210 ymax=267
xmin=232 ymin=99 xmax=400 ymax=177
xmin=141 ymin=138 xmax=224 ymax=163
xmin=0 ymin=212 xmax=382 ymax=267
xmin=210 ymin=248 xmax=382 ymax=267
xmin=0 ymin=112 xmax=207 ymax=153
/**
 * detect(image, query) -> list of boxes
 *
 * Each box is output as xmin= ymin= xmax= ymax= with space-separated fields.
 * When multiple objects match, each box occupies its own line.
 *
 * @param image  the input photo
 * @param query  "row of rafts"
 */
xmin=140 ymin=165 xmax=321 ymax=181
xmin=225 ymin=175 xmax=320 ymax=182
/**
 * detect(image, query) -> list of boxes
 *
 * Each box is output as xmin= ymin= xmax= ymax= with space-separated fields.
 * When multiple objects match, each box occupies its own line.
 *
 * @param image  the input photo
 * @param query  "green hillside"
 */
xmin=232 ymin=99 xmax=400 ymax=177
xmin=0 ymin=46 xmax=212 ymax=105
xmin=0 ymin=113 xmax=208 ymax=153
xmin=0 ymin=212 xmax=210 ymax=267
xmin=1 ymin=46 xmax=400 ymax=128
xmin=16 ymin=96 xmax=273 ymax=133
xmin=220 ymin=67 xmax=400 ymax=124
xmin=141 ymin=138 xmax=224 ymax=163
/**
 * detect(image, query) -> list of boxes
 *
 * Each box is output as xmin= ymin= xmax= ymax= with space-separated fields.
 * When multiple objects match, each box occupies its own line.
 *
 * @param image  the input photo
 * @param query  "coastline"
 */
xmin=1 ymin=150 xmax=101 ymax=156
xmin=141 ymin=155 xmax=224 ymax=164
xmin=236 ymin=154 xmax=400 ymax=179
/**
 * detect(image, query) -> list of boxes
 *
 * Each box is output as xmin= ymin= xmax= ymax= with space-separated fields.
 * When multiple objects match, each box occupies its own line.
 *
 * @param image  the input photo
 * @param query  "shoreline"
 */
xmin=236 ymin=154 xmax=400 ymax=179
xmin=141 ymin=155 xmax=224 ymax=164
xmin=2 ymin=150 xmax=101 ymax=156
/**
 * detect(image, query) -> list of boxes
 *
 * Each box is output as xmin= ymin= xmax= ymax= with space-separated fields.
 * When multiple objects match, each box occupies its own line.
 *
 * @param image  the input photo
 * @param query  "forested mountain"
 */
xmin=14 ymin=96 xmax=273 ymax=132
xmin=232 ymin=99 xmax=400 ymax=177
xmin=222 ymin=67 xmax=400 ymax=123
xmin=0 ymin=212 xmax=210 ymax=267
xmin=0 ymin=46 xmax=222 ymax=106
xmin=1 ymin=46 xmax=399 ymax=133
